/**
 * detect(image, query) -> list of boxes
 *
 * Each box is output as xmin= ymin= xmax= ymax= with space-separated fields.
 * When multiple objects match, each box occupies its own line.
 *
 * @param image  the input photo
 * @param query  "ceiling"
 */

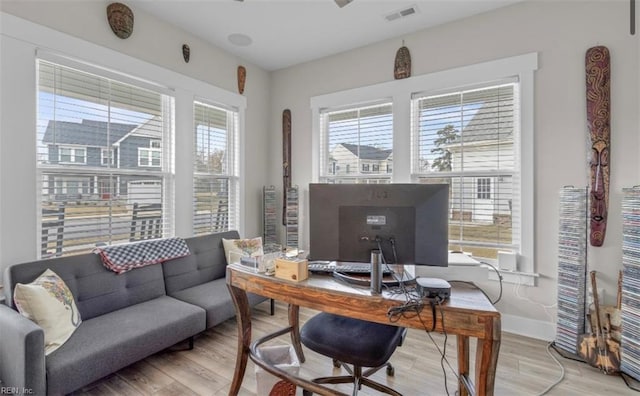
xmin=128 ymin=0 xmax=524 ymax=71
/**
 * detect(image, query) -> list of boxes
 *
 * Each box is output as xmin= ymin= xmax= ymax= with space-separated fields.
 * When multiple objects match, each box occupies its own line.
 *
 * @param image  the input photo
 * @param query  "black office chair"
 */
xmin=300 ymin=312 xmax=405 ymax=396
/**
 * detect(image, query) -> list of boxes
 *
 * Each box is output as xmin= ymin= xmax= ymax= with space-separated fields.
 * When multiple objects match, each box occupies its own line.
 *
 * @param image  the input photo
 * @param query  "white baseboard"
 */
xmin=501 ymin=313 xmax=555 ymax=341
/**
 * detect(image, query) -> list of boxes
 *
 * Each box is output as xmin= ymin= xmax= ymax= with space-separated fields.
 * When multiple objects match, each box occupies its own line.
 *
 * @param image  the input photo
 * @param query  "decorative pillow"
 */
xmin=13 ymin=269 xmax=82 ymax=355
xmin=223 ymin=237 xmax=264 ymax=264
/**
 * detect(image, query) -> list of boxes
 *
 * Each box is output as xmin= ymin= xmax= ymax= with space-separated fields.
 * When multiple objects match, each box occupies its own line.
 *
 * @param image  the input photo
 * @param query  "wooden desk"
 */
xmin=226 ymin=264 xmax=500 ymax=396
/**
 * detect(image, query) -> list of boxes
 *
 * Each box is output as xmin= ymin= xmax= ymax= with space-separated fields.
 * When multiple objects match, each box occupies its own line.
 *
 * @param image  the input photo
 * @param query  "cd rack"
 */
xmin=263 ymin=185 xmax=278 ymax=246
xmin=621 ymin=187 xmax=640 ymax=381
xmin=554 ymin=186 xmax=588 ymax=355
xmin=285 ymin=186 xmax=299 ymax=249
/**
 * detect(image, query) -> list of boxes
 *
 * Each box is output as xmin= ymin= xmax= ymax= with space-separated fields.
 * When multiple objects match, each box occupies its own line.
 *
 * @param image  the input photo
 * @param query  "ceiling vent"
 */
xmin=384 ymin=5 xmax=418 ymax=22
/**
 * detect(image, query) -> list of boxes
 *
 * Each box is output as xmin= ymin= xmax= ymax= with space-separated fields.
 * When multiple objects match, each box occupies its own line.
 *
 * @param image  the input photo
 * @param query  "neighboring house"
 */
xmin=446 ymin=101 xmax=514 ymax=223
xmin=328 ymin=143 xmax=392 ymax=177
xmin=41 ymin=117 xmax=163 ymax=202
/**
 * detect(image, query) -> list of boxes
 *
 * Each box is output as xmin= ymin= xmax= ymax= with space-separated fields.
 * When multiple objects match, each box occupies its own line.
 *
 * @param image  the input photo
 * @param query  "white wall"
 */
xmin=269 ymin=1 xmax=639 ymax=338
xmin=0 ymin=2 xmax=271 ymax=270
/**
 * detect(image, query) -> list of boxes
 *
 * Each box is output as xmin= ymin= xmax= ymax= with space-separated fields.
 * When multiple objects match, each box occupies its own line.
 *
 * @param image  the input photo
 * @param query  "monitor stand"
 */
xmin=332 ymin=270 xmax=416 ymax=288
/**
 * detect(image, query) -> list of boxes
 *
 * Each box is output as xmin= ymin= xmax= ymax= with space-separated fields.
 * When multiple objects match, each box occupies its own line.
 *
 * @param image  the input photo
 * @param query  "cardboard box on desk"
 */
xmin=275 ymin=258 xmax=308 ymax=282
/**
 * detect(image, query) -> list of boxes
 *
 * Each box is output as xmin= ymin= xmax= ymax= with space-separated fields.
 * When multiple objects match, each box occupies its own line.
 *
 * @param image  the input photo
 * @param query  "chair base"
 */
xmin=302 ymin=363 xmax=402 ymax=396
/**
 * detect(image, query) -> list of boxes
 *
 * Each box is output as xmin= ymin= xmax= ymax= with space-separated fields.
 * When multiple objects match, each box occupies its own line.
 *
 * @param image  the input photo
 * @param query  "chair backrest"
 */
xmin=41 ymin=203 xmax=65 ymax=257
xmin=129 ymin=202 xmax=163 ymax=242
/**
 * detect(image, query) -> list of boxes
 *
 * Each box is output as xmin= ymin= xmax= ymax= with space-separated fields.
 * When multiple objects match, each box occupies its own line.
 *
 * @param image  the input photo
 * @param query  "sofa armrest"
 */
xmin=0 ymin=305 xmax=46 ymax=395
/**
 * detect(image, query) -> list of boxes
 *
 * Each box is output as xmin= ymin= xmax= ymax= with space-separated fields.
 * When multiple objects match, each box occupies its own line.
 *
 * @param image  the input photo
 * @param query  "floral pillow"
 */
xmin=14 ymin=269 xmax=82 ymax=355
xmin=223 ymin=237 xmax=264 ymax=264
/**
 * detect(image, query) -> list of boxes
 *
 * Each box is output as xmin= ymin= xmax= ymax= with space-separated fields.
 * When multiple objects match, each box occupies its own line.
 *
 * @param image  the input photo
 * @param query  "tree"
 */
xmin=430 ymin=124 xmax=458 ymax=171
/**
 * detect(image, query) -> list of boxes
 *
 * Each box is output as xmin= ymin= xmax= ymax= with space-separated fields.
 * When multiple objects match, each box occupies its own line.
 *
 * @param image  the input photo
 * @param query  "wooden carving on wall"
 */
xmin=237 ymin=66 xmax=246 ymax=94
xmin=282 ymin=109 xmax=292 ymax=226
xmin=586 ymin=45 xmax=611 ymax=247
xmin=394 ymin=44 xmax=411 ymax=80
xmin=182 ymin=44 xmax=190 ymax=63
xmin=107 ymin=2 xmax=134 ymax=39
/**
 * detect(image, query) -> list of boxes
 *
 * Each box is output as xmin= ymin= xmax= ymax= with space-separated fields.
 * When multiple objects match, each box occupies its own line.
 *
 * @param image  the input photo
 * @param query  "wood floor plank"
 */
xmin=71 ymin=301 xmax=634 ymax=395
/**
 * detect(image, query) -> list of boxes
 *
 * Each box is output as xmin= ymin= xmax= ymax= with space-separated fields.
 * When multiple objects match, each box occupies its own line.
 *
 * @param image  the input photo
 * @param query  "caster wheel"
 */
xmin=386 ymin=364 xmax=395 ymax=376
xmin=332 ymin=359 xmax=341 ymax=368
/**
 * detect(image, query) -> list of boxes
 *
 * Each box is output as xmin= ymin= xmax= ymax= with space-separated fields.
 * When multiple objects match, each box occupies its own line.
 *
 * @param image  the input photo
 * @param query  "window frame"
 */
xmin=311 ymin=53 xmax=537 ymax=281
xmin=318 ymin=100 xmax=394 ymax=184
xmin=36 ymin=56 xmax=176 ymax=256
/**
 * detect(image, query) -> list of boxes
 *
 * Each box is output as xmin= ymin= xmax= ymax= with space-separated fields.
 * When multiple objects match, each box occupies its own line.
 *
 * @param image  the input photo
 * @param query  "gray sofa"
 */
xmin=0 ymin=230 xmax=269 ymax=395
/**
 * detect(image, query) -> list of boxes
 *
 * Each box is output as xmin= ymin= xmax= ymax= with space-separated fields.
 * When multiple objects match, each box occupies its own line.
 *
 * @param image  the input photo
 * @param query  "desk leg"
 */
xmin=457 ymin=335 xmax=470 ymax=396
xmin=227 ymin=284 xmax=251 ymax=396
xmin=475 ymin=337 xmax=500 ymax=396
xmin=288 ymin=304 xmax=306 ymax=363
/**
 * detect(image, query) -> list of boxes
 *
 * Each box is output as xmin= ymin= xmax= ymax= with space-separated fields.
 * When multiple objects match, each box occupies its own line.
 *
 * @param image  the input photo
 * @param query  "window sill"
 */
xmin=487 ymin=267 xmax=539 ymax=286
xmin=416 ymin=261 xmax=539 ymax=287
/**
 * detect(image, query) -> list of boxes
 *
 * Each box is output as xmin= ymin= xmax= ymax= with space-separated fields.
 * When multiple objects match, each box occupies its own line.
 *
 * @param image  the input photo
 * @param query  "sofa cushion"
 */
xmin=45 ymin=295 xmax=205 ymax=396
xmin=163 ymin=230 xmax=239 ymax=294
xmin=13 ymin=269 xmax=82 ymax=355
xmin=169 ymin=278 xmax=266 ymax=329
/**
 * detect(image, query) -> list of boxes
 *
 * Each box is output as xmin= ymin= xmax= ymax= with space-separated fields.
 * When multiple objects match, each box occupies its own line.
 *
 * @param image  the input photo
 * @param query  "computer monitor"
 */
xmin=308 ymin=183 xmax=449 ymax=266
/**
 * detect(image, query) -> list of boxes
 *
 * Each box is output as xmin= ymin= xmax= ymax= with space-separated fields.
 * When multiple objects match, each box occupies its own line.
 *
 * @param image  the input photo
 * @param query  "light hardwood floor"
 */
xmin=72 ymin=301 xmax=635 ymax=395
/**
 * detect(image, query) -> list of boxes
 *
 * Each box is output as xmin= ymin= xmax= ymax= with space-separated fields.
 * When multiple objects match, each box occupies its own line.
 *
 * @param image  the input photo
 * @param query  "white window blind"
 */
xmin=412 ymin=82 xmax=519 ymax=260
xmin=193 ymin=101 xmax=239 ymax=236
xmin=37 ymin=60 xmax=174 ymax=257
xmin=320 ymin=102 xmax=393 ymax=184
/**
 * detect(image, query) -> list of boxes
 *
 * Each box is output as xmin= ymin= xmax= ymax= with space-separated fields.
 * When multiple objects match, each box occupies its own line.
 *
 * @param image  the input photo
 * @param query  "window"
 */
xmin=319 ymin=102 xmax=393 ymax=184
xmin=138 ymin=140 xmax=161 ymax=167
xmin=101 ymin=149 xmax=114 ymax=166
xmin=193 ymin=101 xmax=239 ymax=236
xmin=58 ymin=146 xmax=86 ymax=164
xmin=311 ymin=53 xmax=536 ymax=277
xmin=37 ymin=59 xmax=174 ymax=257
xmin=477 ymin=178 xmax=491 ymax=200
xmin=412 ymin=82 xmax=519 ymax=261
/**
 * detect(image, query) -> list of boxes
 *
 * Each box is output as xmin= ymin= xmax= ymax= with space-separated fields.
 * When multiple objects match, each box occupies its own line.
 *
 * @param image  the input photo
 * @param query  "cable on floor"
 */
xmin=535 ymin=341 xmax=566 ymax=396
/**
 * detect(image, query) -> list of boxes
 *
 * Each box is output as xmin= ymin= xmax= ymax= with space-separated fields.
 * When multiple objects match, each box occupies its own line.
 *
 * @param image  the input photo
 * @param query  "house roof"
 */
xmin=454 ymin=99 xmax=514 ymax=144
xmin=42 ymin=120 xmax=137 ymax=147
xmin=339 ymin=143 xmax=392 ymax=160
